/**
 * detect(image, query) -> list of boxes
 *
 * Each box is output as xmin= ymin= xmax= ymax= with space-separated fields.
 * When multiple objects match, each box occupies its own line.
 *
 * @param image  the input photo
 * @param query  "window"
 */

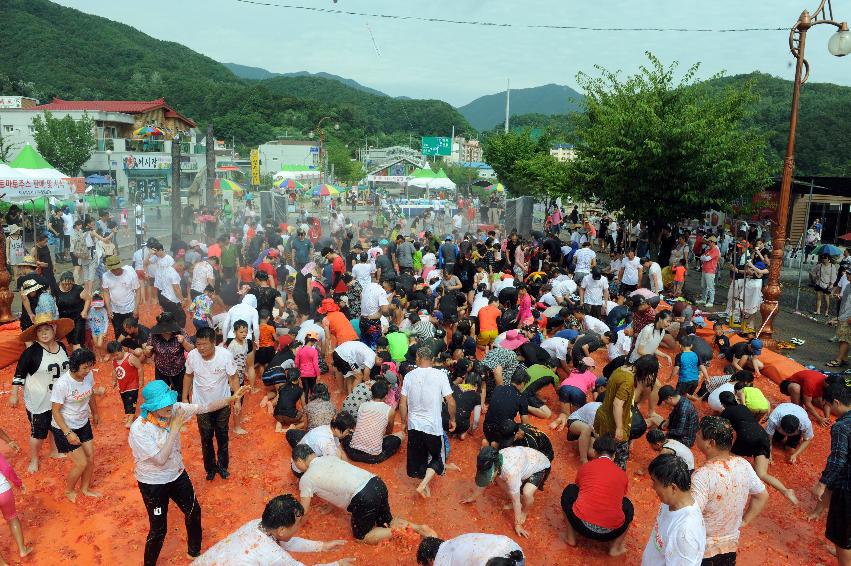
xmin=2 ymin=125 xmax=13 ymax=133
xmin=28 ymin=126 xmax=34 ymax=133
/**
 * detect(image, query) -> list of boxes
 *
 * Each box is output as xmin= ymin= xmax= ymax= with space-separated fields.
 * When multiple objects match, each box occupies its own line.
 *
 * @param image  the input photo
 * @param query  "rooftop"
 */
xmin=31 ymin=98 xmax=196 ymax=127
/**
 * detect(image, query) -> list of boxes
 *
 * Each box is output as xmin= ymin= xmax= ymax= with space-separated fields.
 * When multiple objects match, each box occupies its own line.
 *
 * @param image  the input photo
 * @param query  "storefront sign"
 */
xmin=0 ymin=177 xmax=72 ymax=198
xmin=123 ymin=154 xmax=171 ymax=170
xmin=250 ymin=149 xmax=260 ymax=186
xmin=0 ymin=96 xmax=24 ymax=109
xmin=367 ymin=175 xmax=409 ymax=183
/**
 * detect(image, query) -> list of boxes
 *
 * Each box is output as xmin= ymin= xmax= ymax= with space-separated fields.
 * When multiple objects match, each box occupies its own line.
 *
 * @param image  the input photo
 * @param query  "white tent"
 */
xmin=273 ymin=170 xmax=321 ymax=181
xmin=426 ymin=177 xmax=457 ymax=191
xmin=0 ymin=164 xmax=74 ymax=201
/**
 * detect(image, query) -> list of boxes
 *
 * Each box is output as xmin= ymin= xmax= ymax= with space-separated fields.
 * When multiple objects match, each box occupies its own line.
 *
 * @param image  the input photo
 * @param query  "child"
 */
xmin=108 ymin=341 xmax=143 ymax=428
xmin=86 ymin=294 xmax=109 ymax=362
xmin=254 ymin=310 xmax=277 ymax=385
xmin=0 ymin=427 xmax=32 ymax=561
xmin=294 ymin=332 xmax=321 ymax=402
xmin=225 ymin=320 xmax=255 ymax=435
xmin=713 ymin=322 xmax=731 ymax=358
xmin=273 ymin=370 xmax=303 ymax=433
xmin=412 ymin=242 xmax=423 ymax=274
xmin=671 ymin=335 xmax=707 ymax=401
xmin=671 ymin=258 xmax=687 ymax=298
xmin=188 ymin=284 xmax=215 ymax=331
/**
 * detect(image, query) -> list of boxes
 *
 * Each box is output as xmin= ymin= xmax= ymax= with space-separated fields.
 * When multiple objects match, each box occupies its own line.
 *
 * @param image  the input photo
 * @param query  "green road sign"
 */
xmin=421 ymin=136 xmax=451 ymax=156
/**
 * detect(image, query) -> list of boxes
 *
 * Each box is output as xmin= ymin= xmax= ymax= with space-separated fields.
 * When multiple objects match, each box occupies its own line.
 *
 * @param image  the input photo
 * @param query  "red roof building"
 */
xmin=32 ymin=97 xmax=196 ymax=132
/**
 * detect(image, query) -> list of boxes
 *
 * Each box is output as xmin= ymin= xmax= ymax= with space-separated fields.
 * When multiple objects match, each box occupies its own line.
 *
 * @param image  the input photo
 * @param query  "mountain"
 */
xmin=0 ymin=0 xmax=472 ymax=153
xmin=458 ymin=83 xmax=584 ymax=131
xmin=224 ymin=63 xmax=389 ymax=97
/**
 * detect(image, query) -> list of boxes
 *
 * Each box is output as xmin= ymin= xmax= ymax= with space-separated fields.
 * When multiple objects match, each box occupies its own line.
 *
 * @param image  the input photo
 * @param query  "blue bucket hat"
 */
xmin=750 ymin=338 xmax=763 ymax=356
xmin=140 ymin=380 xmax=178 ymax=417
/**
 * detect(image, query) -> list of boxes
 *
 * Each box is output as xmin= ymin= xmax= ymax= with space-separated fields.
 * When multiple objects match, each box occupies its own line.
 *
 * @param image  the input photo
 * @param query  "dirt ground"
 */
xmin=0 ymin=306 xmax=840 ymax=566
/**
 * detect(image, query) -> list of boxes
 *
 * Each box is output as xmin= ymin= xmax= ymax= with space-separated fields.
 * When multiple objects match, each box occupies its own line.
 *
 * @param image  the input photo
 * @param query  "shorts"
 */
xmin=731 ymin=427 xmax=771 ymax=459
xmin=701 ymin=553 xmax=738 ymax=566
xmin=347 ymin=476 xmax=393 ymax=540
xmin=0 ymin=489 xmax=17 ymax=521
xmin=524 ymin=391 xmax=546 ymax=409
xmin=558 ymin=384 xmax=587 ymax=407
xmin=839 ymin=322 xmax=851 ymax=344
xmin=477 ymin=330 xmax=498 ymax=346
xmin=561 ymin=483 xmax=633 ymax=542
xmin=51 ymin=421 xmax=94 ymax=454
xmin=333 ymin=351 xmax=353 ymax=376
xmin=255 ymin=346 xmax=276 ymax=366
xmin=676 ymin=381 xmax=699 ymax=397
xmin=136 ymin=269 xmax=146 ymax=281
xmin=26 ymin=409 xmax=52 ymax=440
xmin=826 ymin=488 xmax=851 ymax=550
xmin=120 ymin=389 xmax=139 ymax=415
xmin=521 ymin=466 xmax=550 ymax=492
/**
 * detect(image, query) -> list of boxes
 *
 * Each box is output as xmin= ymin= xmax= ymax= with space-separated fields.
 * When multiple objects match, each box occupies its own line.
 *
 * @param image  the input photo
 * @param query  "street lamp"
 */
xmin=760 ymin=0 xmax=850 ymax=348
xmin=106 ymin=148 xmax=115 ymax=208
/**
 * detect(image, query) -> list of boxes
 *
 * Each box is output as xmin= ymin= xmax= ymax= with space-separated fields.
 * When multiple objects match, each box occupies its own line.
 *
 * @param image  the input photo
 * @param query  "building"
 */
xmin=0 ymin=96 xmax=39 ymax=109
xmin=550 ymin=144 xmax=576 ymax=162
xmin=457 ymin=161 xmax=497 ymax=180
xmin=257 ymin=140 xmax=320 ymax=175
xmin=0 ymin=97 xmax=206 ymax=204
xmin=450 ymin=137 xmax=483 ymax=164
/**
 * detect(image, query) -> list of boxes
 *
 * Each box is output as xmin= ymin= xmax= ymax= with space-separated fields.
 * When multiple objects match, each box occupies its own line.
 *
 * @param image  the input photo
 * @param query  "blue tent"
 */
xmin=84 ymin=174 xmax=112 ymax=185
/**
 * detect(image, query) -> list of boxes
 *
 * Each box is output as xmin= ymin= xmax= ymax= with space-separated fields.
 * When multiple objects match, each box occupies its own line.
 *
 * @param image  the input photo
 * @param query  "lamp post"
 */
xmin=760 ymin=0 xmax=850 ymax=348
xmin=106 ymin=148 xmax=114 ymax=209
xmin=309 ymin=117 xmax=339 ymax=185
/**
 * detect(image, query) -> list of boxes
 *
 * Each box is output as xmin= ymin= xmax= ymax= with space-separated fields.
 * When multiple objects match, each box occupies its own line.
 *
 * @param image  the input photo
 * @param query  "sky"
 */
xmin=55 ymin=0 xmax=851 ymax=106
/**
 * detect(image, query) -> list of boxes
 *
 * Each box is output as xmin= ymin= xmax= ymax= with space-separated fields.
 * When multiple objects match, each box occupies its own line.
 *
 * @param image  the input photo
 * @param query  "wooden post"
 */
xmin=205 ymin=125 xmax=215 ymax=208
xmin=171 ymin=140 xmax=182 ymax=238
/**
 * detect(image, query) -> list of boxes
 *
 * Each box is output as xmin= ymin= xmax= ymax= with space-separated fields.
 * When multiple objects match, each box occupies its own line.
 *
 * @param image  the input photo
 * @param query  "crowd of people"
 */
xmin=3 ymin=199 xmax=851 ymax=566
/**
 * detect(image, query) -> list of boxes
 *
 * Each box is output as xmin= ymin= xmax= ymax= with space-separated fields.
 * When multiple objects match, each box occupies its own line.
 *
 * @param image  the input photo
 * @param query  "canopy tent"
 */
xmin=426 ymin=177 xmax=456 ymax=191
xmin=273 ymin=165 xmax=320 ymax=181
xmin=410 ymin=168 xmax=435 ymax=178
xmin=407 ymin=176 xmax=432 ymax=189
xmin=0 ymin=163 xmax=73 ymax=201
xmin=10 ymin=144 xmax=54 ymax=170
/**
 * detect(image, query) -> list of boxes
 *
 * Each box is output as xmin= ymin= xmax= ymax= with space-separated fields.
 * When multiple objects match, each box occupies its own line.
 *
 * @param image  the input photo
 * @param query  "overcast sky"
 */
xmin=55 ymin=0 xmax=851 ymax=106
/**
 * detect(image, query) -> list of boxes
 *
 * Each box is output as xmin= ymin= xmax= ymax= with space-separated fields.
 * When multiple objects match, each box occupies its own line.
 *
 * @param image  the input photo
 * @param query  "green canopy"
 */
xmin=436 ymin=168 xmax=449 ymax=179
xmin=10 ymin=144 xmax=54 ymax=169
xmin=411 ymin=168 xmax=435 ymax=178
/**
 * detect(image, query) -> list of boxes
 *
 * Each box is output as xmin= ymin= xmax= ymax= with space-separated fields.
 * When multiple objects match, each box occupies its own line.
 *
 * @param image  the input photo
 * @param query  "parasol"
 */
xmin=275 ymin=178 xmax=303 ymax=190
xmin=309 ymin=184 xmax=340 ymax=197
xmin=214 ymin=178 xmax=244 ymax=194
xmin=133 ymin=126 xmax=164 ymax=136
xmin=813 ymin=243 xmax=843 ymax=257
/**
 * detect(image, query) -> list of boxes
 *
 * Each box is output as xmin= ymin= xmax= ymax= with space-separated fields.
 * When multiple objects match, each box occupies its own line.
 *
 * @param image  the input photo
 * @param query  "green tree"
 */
xmin=482 ymin=128 xmax=572 ymax=202
xmin=569 ymin=53 xmax=772 ymax=222
xmin=0 ymin=132 xmax=17 ymax=163
xmin=32 ymin=111 xmax=96 ymax=175
xmin=326 ymin=140 xmax=365 ymax=185
xmin=441 ymin=162 xmax=480 ymax=193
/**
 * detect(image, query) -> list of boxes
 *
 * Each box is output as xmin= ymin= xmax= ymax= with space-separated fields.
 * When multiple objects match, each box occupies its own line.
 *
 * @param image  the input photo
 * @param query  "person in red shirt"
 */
xmin=323 ymin=248 xmax=348 ymax=298
xmin=780 ymin=370 xmax=831 ymax=426
xmin=699 ymin=236 xmax=721 ymax=307
xmin=561 ymin=435 xmax=633 ymax=557
xmin=256 ymin=250 xmax=279 ymax=289
xmin=108 ymin=340 xmax=143 ymax=428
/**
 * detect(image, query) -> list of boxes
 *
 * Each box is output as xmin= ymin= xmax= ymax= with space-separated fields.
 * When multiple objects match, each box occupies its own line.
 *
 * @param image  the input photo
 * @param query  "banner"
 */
xmin=250 ymin=149 xmax=260 ymax=186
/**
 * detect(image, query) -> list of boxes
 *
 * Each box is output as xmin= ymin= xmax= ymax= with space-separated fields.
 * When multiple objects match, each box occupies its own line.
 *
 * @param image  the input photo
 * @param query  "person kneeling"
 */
xmin=561 ymin=435 xmax=633 ymax=557
xmin=192 ymin=494 xmax=354 ymax=565
xmin=342 ymin=381 xmax=404 ymax=464
xmin=292 ymin=444 xmax=435 ymax=545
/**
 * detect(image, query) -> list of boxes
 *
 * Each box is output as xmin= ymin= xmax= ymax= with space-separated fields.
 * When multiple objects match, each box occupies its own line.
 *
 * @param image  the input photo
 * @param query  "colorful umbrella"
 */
xmin=309 ymin=184 xmax=339 ymax=197
xmin=485 ymin=183 xmax=505 ymax=193
xmin=214 ymin=178 xmax=244 ymax=194
xmin=133 ymin=126 xmax=164 ymax=137
xmin=275 ymin=178 xmax=303 ymax=190
xmin=838 ymin=232 xmax=851 ymax=241
xmin=813 ymin=243 xmax=843 ymax=257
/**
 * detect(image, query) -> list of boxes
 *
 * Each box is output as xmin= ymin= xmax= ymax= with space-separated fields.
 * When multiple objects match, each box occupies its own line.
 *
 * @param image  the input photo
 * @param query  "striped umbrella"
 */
xmin=309 ymin=184 xmax=340 ymax=196
xmin=133 ymin=126 xmax=164 ymax=136
xmin=213 ymin=178 xmax=244 ymax=194
xmin=275 ymin=178 xmax=303 ymax=190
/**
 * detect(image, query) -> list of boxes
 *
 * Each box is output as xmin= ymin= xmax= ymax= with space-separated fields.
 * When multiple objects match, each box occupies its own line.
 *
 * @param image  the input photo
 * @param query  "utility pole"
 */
xmin=205 ymin=124 xmax=215 ymax=208
xmin=504 ymin=78 xmax=511 ymax=133
xmin=170 ymin=139 xmax=181 ymax=238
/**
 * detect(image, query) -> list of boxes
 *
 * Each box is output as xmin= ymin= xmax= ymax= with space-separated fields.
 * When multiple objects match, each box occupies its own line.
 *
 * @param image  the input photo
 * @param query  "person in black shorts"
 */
xmin=482 ymin=370 xmax=530 ymax=447
xmin=273 ymin=371 xmax=303 ymax=433
xmin=496 ymin=419 xmax=554 ymax=461
xmin=450 ymin=373 xmax=482 ymax=440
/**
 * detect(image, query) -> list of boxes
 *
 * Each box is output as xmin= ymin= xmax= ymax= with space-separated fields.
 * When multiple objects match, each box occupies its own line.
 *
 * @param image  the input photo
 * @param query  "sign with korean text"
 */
xmin=421 ymin=137 xmax=451 ymax=156
xmin=123 ymin=154 xmax=171 ymax=170
xmin=0 ymin=177 xmax=72 ymax=199
xmin=0 ymin=96 xmax=24 ymax=109
xmin=250 ymin=149 xmax=260 ymax=186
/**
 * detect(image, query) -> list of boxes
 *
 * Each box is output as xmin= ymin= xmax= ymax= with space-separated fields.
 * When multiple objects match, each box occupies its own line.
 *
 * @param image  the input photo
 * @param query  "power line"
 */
xmin=233 ymin=0 xmax=787 ymax=33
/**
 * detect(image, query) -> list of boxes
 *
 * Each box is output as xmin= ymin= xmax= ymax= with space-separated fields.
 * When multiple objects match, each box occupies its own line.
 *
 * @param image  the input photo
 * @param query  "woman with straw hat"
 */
xmin=11 ymin=312 xmax=75 ymax=473
xmin=129 ymin=379 xmax=248 ymax=565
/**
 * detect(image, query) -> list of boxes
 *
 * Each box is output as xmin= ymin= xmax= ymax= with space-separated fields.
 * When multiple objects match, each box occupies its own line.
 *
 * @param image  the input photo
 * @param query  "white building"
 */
xmin=257 ymin=140 xmax=320 ymax=175
xmin=550 ymin=144 xmax=576 ymax=162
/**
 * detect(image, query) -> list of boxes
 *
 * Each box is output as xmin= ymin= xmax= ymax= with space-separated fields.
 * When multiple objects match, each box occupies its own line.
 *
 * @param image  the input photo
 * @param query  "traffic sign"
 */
xmin=421 ymin=136 xmax=451 ymax=156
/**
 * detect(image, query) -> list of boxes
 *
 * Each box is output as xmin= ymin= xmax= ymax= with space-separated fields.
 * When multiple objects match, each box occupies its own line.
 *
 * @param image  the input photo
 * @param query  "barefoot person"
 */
xmin=399 ymin=347 xmax=456 ymax=499
xmin=560 ymin=435 xmax=633 ymax=557
xmin=463 ymin=445 xmax=551 ymax=539
xmin=50 ymin=348 xmax=103 ymax=503
xmin=292 ymin=444 xmax=435 ymax=545
xmin=11 ymin=312 xmax=74 ymax=473
xmin=192 ymin=494 xmax=354 ymax=565
xmin=0 ymin=433 xmax=33 ymax=561
xmin=130 ymin=379 xmax=248 ymax=566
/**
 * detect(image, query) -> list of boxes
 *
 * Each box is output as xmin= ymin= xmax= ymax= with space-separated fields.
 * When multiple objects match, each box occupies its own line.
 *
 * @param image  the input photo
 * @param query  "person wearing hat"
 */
xmin=56 ymin=271 xmax=91 ymax=351
xmin=318 ymin=298 xmax=358 ymax=354
xmin=146 ymin=312 xmax=194 ymax=397
xmin=699 ymin=236 xmax=721 ymax=307
xmin=12 ymin=312 xmax=74 ymax=473
xmin=189 ymin=251 xmax=215 ymax=301
xmin=561 ymin=435 xmax=633 ymax=556
xmin=462 ymin=444 xmax=551 ymax=538
xmin=129 ymin=378 xmax=248 ymax=565
xmin=101 ymin=255 xmax=141 ymax=338
xmin=16 ymin=266 xmax=49 ymax=337
xmin=5 ymin=224 xmax=26 ymax=279
xmin=725 ymin=337 xmax=765 ymax=378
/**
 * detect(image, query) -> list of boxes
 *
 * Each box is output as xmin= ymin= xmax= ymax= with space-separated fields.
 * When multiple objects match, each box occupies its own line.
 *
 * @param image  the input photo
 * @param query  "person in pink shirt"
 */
xmin=699 ymin=236 xmax=721 ymax=307
xmin=551 ymin=357 xmax=600 ymax=430
xmin=294 ymin=332 xmax=321 ymax=401
xmin=516 ymin=284 xmax=533 ymax=325
xmin=0 ymin=427 xmax=32 ymax=561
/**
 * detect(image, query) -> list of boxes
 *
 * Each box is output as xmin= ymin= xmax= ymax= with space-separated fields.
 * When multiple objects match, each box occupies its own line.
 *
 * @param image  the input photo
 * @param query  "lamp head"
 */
xmin=828 ymin=23 xmax=851 ymax=57
xmin=333 ymin=123 xmax=340 ymax=131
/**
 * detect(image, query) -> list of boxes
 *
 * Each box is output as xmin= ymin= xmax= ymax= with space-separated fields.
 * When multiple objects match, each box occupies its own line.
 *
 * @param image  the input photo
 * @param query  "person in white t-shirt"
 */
xmin=130 ymin=379 xmax=247 ymax=564
xmin=646 ymin=429 xmax=696 ymax=471
xmin=400 ymin=347 xmax=456 ymax=499
xmin=50 ymin=348 xmax=102 ymax=503
xmin=101 ymin=255 xmax=141 ymax=338
xmin=415 ymin=532 xmax=524 ymax=566
xmin=190 ymin=257 xmax=215 ymax=299
xmin=463 ymin=445 xmax=551 ymax=538
xmin=192 ymin=494 xmax=354 ymax=566
xmin=643 ymin=258 xmax=664 ymax=295
xmin=580 ymin=268 xmax=610 ymax=318
xmin=642 ymin=452 xmax=706 ymax=565
xmin=351 ymin=253 xmax=375 ymax=287
xmin=333 ymin=340 xmax=377 ymax=394
xmin=182 ymin=327 xmax=239 ymax=481
xmin=573 ymin=242 xmax=597 ymax=283
xmin=567 ymin=401 xmax=602 ymax=463
xmin=575 ymin=310 xmax=610 ymax=336
xmin=618 ymin=249 xmax=643 ymax=294
xmin=292 ymin=447 xmax=435 ymax=545
xmin=551 ymin=276 xmax=577 ymax=306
